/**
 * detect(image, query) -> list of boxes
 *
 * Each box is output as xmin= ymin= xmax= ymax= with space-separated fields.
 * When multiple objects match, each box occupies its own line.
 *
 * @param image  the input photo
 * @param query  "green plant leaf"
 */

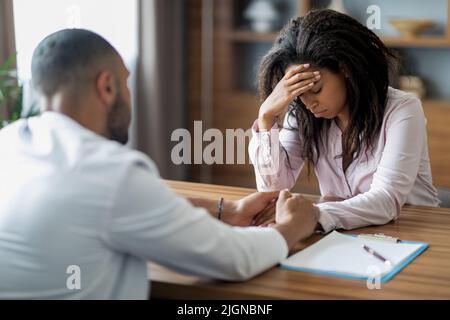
xmin=0 ymin=52 xmax=23 ymax=124
xmin=0 ymin=53 xmax=16 ymax=73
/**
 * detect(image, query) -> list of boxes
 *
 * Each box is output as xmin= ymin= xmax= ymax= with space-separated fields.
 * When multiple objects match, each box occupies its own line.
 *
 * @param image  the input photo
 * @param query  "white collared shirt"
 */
xmin=0 ymin=112 xmax=287 ymax=299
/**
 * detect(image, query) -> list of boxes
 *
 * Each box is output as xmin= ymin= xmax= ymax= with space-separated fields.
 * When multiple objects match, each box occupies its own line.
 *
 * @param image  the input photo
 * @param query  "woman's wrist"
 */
xmin=314 ymin=207 xmax=324 ymax=232
xmin=258 ymin=112 xmax=277 ymax=131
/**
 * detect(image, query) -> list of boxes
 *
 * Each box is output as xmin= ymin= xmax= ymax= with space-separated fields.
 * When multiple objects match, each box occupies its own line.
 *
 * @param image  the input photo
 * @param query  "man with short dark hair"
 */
xmin=0 ymin=29 xmax=319 ymax=299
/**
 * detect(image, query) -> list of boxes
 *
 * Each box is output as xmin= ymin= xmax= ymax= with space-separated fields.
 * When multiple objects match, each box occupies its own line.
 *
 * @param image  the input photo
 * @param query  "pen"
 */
xmin=362 ymin=244 xmax=392 ymax=267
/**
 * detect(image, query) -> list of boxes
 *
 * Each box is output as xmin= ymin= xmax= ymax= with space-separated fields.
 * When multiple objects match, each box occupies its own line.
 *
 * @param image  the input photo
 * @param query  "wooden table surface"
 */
xmin=148 ymin=180 xmax=450 ymax=299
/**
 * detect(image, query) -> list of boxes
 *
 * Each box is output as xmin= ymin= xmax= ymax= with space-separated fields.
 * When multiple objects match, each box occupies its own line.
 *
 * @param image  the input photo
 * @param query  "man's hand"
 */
xmin=223 ymin=192 xmax=279 ymax=227
xmin=272 ymin=190 xmax=319 ymax=250
xmin=253 ymin=192 xmax=337 ymax=227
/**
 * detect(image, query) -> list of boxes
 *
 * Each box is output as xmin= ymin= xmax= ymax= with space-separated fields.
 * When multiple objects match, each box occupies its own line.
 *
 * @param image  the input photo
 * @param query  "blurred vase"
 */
xmin=326 ymin=0 xmax=347 ymax=14
xmin=244 ymin=0 xmax=280 ymax=33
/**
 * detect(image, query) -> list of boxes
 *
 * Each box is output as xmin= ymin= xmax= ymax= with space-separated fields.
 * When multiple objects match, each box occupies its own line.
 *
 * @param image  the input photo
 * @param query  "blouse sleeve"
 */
xmin=248 ymin=114 xmax=305 ymax=191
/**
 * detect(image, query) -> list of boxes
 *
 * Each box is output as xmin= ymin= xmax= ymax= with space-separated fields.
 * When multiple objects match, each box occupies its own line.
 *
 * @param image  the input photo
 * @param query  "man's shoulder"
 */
xmin=0 ymin=114 xmax=160 ymax=177
xmin=79 ymin=138 xmax=159 ymax=175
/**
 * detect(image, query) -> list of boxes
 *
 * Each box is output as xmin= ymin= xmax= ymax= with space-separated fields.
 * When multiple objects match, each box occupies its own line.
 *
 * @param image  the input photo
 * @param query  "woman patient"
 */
xmin=249 ymin=9 xmax=440 ymax=233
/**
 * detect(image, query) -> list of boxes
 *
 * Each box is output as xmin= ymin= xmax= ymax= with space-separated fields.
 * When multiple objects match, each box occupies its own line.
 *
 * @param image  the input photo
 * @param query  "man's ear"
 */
xmin=96 ymin=70 xmax=117 ymax=110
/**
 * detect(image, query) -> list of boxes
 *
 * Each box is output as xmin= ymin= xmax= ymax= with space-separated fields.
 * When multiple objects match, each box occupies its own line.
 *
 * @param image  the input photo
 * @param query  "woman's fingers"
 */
xmin=253 ymin=204 xmax=275 ymax=226
xmin=285 ymin=71 xmax=319 ymax=86
xmin=288 ymin=74 xmax=321 ymax=91
xmin=291 ymin=82 xmax=315 ymax=97
xmin=252 ymin=202 xmax=276 ymax=226
xmin=284 ymin=64 xmax=310 ymax=80
xmin=259 ymin=219 xmax=276 ymax=228
xmin=283 ymin=66 xmax=321 ymax=98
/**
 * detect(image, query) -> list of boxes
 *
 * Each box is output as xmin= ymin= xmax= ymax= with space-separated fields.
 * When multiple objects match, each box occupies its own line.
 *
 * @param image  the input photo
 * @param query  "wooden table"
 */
xmin=148 ymin=180 xmax=450 ymax=299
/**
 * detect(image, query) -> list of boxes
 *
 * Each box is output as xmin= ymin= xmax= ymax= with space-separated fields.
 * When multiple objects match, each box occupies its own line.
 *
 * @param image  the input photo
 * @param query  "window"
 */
xmin=13 ymin=0 xmax=138 ymax=81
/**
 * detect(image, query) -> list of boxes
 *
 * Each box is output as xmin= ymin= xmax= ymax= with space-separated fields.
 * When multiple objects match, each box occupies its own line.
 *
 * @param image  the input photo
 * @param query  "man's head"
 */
xmin=31 ymin=29 xmax=131 ymax=144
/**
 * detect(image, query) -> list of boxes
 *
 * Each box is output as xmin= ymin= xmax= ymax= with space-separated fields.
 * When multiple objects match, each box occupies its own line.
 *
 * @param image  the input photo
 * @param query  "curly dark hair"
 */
xmin=258 ymin=9 xmax=399 ymax=172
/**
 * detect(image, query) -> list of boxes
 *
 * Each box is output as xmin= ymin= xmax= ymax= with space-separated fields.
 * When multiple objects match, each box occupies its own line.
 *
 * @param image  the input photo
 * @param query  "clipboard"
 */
xmin=280 ymin=231 xmax=429 ymax=283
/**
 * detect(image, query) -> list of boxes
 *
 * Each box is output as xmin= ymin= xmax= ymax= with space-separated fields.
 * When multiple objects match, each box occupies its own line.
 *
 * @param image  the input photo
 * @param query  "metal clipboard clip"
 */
xmin=357 ymin=233 xmax=401 ymax=243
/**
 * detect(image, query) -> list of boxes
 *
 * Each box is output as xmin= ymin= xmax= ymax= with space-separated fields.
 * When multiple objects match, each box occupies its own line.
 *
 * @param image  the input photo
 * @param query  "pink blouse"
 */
xmin=249 ymin=87 xmax=441 ymax=233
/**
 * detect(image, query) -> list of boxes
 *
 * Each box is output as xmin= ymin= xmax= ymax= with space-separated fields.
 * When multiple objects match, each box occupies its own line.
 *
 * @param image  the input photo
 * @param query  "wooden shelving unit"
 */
xmin=187 ymin=0 xmax=450 ymax=191
xmin=225 ymin=1 xmax=450 ymax=45
xmin=382 ymin=36 xmax=450 ymax=48
xmin=226 ymin=31 xmax=450 ymax=48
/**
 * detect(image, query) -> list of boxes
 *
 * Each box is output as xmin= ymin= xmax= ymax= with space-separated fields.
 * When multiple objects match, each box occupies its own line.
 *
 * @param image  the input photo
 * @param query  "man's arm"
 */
xmin=188 ymin=192 xmax=278 ymax=227
xmin=105 ymin=165 xmax=288 ymax=281
xmin=187 ymin=197 xmax=235 ymax=221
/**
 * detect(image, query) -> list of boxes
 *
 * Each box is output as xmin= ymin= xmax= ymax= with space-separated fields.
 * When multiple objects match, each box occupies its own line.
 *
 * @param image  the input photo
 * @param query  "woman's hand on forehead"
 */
xmin=257 ymin=63 xmax=321 ymax=130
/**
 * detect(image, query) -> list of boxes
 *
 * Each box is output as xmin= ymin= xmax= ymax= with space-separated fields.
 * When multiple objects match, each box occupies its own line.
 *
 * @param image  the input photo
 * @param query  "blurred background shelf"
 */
xmin=223 ymin=30 xmax=278 ymax=42
xmin=225 ymin=31 xmax=450 ymax=47
xmin=382 ymin=36 xmax=450 ymax=47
